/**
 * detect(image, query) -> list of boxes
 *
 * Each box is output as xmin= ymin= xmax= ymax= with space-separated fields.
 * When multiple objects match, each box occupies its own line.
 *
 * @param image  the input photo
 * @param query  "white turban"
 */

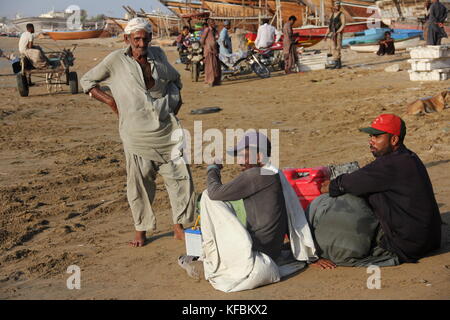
xmin=124 ymin=17 xmax=152 ymax=35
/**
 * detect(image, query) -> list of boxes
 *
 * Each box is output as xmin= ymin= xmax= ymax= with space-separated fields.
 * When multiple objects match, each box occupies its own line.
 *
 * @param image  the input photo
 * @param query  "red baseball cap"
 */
xmin=359 ymin=114 xmax=406 ymax=138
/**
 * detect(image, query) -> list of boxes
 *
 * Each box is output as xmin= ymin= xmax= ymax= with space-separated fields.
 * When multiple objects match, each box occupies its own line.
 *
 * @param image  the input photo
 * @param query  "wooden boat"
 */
xmin=293 ymin=21 xmax=369 ymax=36
xmin=349 ymin=34 xmax=422 ymax=53
xmin=246 ymin=31 xmax=324 ymax=48
xmin=47 ymin=29 xmax=104 ymax=40
xmin=343 ymin=28 xmax=423 ymax=46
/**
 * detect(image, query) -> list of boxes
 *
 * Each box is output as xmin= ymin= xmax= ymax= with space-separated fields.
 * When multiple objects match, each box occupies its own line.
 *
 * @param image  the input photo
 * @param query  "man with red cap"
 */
xmin=324 ymin=114 xmax=442 ymax=263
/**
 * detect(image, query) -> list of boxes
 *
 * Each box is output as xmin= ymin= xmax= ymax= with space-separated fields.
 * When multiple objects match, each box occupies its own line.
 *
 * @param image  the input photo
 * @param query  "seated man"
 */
xmin=377 ymin=31 xmax=395 ymax=56
xmin=176 ymin=26 xmax=190 ymax=52
xmin=19 ymin=23 xmax=49 ymax=71
xmin=255 ymin=19 xmax=276 ymax=49
xmin=178 ymin=131 xmax=334 ymax=292
xmin=319 ymin=114 xmax=442 ymax=265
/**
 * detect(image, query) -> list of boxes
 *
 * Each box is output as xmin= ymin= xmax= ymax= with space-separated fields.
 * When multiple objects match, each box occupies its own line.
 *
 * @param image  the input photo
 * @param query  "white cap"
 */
xmin=124 ymin=17 xmax=152 ymax=35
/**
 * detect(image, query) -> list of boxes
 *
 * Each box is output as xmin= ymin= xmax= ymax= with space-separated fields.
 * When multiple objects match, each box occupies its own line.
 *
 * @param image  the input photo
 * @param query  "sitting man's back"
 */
xmin=208 ymin=165 xmax=288 ymax=261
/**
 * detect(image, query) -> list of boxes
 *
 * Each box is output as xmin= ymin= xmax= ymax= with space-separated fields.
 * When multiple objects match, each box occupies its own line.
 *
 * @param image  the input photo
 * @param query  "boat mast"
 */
xmin=320 ymin=0 xmax=325 ymax=26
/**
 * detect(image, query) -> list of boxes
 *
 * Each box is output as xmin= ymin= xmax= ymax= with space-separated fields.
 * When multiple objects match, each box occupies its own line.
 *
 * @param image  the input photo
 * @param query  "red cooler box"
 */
xmin=282 ymin=167 xmax=329 ymax=209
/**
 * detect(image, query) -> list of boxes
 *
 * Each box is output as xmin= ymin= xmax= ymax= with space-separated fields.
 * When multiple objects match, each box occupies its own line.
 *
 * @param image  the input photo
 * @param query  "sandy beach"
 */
xmin=0 ymin=35 xmax=449 ymax=300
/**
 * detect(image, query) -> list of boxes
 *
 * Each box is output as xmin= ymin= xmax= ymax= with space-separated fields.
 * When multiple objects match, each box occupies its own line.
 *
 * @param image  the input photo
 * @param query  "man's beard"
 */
xmin=131 ymin=45 xmax=148 ymax=57
xmin=371 ymin=145 xmax=393 ymax=158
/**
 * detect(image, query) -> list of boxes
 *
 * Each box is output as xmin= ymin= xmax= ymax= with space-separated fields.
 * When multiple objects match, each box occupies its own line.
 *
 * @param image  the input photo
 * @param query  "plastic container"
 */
xmin=185 ymin=228 xmax=203 ymax=257
xmin=282 ymin=167 xmax=329 ymax=209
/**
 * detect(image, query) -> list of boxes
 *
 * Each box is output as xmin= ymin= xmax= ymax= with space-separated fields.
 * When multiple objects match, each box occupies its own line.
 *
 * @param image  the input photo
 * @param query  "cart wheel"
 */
xmin=16 ymin=74 xmax=29 ymax=97
xmin=65 ymin=70 xmax=70 ymax=85
xmin=68 ymin=71 xmax=78 ymax=94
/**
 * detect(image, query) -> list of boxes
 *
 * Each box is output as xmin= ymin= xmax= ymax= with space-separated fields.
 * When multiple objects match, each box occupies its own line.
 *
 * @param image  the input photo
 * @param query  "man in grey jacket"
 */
xmin=80 ymin=18 xmax=196 ymax=247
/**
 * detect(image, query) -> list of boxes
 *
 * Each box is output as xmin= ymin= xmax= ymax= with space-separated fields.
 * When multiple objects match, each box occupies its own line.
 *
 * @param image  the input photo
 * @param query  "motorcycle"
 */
xmin=253 ymin=42 xmax=285 ymax=72
xmin=219 ymin=48 xmax=270 ymax=80
xmin=187 ymin=39 xmax=204 ymax=82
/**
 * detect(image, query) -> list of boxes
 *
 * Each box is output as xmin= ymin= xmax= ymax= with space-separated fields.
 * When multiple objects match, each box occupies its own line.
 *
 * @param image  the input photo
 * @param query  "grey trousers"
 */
xmin=125 ymin=149 xmax=196 ymax=232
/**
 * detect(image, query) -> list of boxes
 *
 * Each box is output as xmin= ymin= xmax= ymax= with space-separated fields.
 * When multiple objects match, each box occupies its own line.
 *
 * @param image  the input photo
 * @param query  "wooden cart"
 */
xmin=17 ymin=45 xmax=78 ymax=97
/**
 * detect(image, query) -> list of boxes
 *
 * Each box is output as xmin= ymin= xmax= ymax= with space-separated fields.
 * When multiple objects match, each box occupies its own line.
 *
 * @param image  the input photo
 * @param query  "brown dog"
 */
xmin=407 ymin=90 xmax=450 ymax=115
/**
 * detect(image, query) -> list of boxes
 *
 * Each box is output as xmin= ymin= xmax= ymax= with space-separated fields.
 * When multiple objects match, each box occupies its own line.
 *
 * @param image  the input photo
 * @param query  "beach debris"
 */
xmin=384 ymin=64 xmax=401 ymax=72
xmin=38 ymin=169 xmax=49 ymax=175
xmin=190 ymin=107 xmax=222 ymax=115
xmin=419 ymin=279 xmax=428 ymax=283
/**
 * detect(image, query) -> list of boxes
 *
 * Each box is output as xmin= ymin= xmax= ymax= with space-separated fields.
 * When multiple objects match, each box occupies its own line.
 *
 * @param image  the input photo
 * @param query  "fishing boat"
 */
xmin=47 ymin=29 xmax=104 ymax=40
xmin=342 ymin=28 xmax=423 ymax=46
xmin=349 ymin=34 xmax=422 ymax=53
xmin=246 ymin=31 xmax=324 ymax=48
xmin=293 ymin=21 xmax=369 ymax=36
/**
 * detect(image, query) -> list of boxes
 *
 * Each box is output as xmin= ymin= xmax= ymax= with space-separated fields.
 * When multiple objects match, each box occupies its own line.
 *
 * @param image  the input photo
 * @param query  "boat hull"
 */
xmin=47 ymin=29 xmax=104 ymax=40
xmin=349 ymin=35 xmax=422 ymax=53
xmin=343 ymin=28 xmax=423 ymax=46
xmin=294 ymin=22 xmax=369 ymax=37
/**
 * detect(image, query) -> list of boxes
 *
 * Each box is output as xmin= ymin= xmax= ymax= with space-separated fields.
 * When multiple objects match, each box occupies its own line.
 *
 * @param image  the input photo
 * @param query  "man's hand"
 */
xmin=311 ymin=258 xmax=336 ymax=269
xmin=320 ymin=180 xmax=330 ymax=194
xmin=89 ymin=87 xmax=119 ymax=117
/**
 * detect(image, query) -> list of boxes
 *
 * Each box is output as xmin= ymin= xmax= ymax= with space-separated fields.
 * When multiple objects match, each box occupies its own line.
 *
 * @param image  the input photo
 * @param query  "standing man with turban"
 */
xmin=200 ymin=19 xmax=221 ymax=87
xmin=80 ymin=18 xmax=196 ymax=247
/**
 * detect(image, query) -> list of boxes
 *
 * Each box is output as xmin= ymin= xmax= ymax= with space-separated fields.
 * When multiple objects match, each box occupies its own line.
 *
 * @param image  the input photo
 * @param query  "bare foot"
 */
xmin=311 ymin=258 xmax=337 ymax=270
xmin=173 ymin=224 xmax=185 ymax=240
xmin=129 ymin=230 xmax=146 ymax=247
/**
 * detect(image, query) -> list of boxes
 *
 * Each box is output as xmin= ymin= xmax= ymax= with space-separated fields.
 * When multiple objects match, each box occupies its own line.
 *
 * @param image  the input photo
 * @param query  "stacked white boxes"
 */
xmin=297 ymin=52 xmax=328 ymax=72
xmin=408 ymin=45 xmax=450 ymax=81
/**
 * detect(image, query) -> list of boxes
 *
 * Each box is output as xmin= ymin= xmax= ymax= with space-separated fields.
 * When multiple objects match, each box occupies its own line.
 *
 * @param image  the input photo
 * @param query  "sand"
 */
xmin=0 ymin=36 xmax=449 ymax=300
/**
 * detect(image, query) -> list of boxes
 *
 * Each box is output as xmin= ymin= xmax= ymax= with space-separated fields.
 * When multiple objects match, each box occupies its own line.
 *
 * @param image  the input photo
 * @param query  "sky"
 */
xmin=0 ymin=0 xmax=172 ymax=19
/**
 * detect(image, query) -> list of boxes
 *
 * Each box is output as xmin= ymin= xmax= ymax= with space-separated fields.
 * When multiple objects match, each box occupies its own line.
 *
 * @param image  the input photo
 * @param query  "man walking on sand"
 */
xmin=80 ymin=18 xmax=196 ymax=247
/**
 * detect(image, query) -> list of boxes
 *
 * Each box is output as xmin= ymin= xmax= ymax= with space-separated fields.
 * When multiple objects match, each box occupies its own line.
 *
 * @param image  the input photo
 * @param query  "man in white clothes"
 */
xmin=18 ymin=23 xmax=49 ymax=70
xmin=255 ymin=19 xmax=279 ymax=49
